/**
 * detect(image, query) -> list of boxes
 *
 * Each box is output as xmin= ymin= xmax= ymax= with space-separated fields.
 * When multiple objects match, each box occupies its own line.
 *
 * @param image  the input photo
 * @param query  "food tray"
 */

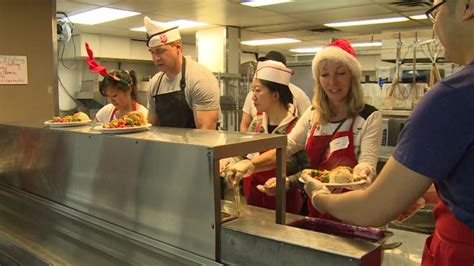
xmin=287 ymin=217 xmax=392 ymax=242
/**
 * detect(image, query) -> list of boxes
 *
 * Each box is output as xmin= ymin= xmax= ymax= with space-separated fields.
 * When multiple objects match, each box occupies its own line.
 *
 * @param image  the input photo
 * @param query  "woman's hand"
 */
xmin=224 ymin=159 xmax=255 ymax=188
xmin=219 ymin=157 xmax=238 ymax=174
xmin=353 ymin=162 xmax=376 ymax=186
xmin=301 ymin=173 xmax=331 ymax=213
xmin=256 ymin=177 xmax=290 ymax=196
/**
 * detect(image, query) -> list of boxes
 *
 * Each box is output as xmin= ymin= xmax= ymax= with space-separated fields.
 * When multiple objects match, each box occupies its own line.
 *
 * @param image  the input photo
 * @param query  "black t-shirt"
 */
xmin=267 ymin=124 xmax=278 ymax=133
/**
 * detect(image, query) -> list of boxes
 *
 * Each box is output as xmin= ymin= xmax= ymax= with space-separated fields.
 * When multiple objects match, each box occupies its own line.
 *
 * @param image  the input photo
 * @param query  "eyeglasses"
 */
xmin=425 ymin=0 xmax=446 ymax=23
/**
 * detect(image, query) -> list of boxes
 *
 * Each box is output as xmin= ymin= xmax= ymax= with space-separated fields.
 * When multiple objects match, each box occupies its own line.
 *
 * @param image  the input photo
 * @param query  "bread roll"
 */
xmin=73 ymin=112 xmax=90 ymax=121
xmin=126 ymin=111 xmax=147 ymax=126
xmin=328 ymin=166 xmax=353 ymax=183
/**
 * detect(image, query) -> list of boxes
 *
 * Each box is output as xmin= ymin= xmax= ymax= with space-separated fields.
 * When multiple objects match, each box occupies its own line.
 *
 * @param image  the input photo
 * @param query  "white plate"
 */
xmin=44 ymin=120 xmax=92 ymax=127
xmin=94 ymin=123 xmax=151 ymax=134
xmin=299 ymin=177 xmax=366 ymax=188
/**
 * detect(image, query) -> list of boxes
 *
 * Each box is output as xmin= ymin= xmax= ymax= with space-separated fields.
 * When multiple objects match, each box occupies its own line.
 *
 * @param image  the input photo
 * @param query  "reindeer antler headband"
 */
xmin=84 ymin=43 xmax=129 ymax=86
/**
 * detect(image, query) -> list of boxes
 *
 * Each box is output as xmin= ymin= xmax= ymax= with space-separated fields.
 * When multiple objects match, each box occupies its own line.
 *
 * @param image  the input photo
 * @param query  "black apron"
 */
xmin=152 ymin=57 xmax=196 ymax=128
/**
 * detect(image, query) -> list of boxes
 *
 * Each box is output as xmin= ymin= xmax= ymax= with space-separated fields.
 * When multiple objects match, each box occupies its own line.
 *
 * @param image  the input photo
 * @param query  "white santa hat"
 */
xmin=144 ymin=16 xmax=181 ymax=48
xmin=311 ymin=39 xmax=361 ymax=81
xmin=254 ymin=60 xmax=293 ymax=86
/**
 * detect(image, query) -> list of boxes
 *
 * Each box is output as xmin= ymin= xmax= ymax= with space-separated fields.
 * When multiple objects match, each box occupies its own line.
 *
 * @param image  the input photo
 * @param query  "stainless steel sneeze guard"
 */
xmin=0 ymin=122 xmax=383 ymax=265
xmin=0 ymin=121 xmax=287 ymax=263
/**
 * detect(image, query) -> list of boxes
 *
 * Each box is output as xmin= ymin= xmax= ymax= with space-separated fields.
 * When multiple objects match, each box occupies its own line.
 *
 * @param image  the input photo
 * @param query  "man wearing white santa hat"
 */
xmin=144 ymin=16 xmax=220 ymax=129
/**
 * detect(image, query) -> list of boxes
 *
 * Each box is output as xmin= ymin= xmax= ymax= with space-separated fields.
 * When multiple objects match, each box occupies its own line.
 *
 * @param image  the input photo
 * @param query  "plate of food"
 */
xmin=94 ymin=111 xmax=151 ymax=134
xmin=299 ymin=166 xmax=367 ymax=188
xmin=44 ymin=112 xmax=92 ymax=127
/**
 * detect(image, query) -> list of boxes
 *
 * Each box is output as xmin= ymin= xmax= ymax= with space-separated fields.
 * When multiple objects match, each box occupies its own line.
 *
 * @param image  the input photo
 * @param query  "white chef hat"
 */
xmin=254 ymin=60 xmax=293 ymax=85
xmin=144 ymin=16 xmax=181 ymax=48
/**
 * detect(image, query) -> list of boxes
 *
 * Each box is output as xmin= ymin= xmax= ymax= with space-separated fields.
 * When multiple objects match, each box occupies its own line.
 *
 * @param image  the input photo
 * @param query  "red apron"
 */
xmin=109 ymin=102 xmax=138 ymax=122
xmin=243 ymin=116 xmax=302 ymax=214
xmin=421 ymin=194 xmax=474 ymax=266
xmin=305 ymin=118 xmax=358 ymax=219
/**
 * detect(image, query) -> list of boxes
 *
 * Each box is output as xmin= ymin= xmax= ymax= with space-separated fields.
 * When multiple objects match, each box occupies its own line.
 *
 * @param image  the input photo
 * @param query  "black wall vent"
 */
xmin=310 ymin=27 xmax=340 ymax=33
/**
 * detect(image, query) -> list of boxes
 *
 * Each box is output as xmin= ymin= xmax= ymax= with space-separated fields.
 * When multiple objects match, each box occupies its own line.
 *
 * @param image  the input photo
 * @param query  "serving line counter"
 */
xmin=0 ymin=122 xmax=382 ymax=265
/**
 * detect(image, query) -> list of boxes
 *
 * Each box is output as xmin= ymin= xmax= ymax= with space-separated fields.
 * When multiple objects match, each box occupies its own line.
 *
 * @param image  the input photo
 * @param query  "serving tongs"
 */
xmin=233 ymin=185 xmax=244 ymax=218
xmin=220 ymin=168 xmax=244 ymax=218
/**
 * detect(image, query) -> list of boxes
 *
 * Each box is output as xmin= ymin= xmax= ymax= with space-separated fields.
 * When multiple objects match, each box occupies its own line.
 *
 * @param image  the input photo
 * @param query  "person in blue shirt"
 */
xmin=299 ymin=1 xmax=474 ymax=265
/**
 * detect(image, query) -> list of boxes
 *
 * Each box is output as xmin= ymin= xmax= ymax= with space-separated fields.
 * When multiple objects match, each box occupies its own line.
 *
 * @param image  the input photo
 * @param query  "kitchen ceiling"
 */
xmin=57 ymin=0 xmax=434 ymax=56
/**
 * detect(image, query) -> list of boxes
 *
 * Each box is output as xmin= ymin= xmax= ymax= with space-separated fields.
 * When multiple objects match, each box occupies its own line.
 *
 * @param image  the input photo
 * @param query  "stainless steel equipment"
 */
xmin=221 ymin=202 xmax=382 ymax=265
xmin=0 ymin=122 xmax=384 ymax=265
xmin=0 ymin=121 xmax=286 ymax=263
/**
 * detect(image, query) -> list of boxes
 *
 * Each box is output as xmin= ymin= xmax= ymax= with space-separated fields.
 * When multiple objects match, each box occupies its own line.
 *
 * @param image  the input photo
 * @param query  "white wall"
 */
xmin=57 ymin=59 xmax=82 ymax=111
xmin=291 ymin=65 xmax=314 ymax=100
xmin=57 ymin=33 xmax=197 ymax=112
xmin=241 ymin=52 xmax=257 ymax=63
xmin=358 ymin=54 xmax=394 ymax=71
xmin=288 ymin=54 xmax=395 ymax=100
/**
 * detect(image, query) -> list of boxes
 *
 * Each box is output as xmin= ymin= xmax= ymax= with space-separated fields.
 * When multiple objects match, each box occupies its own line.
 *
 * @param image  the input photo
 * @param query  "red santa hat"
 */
xmin=144 ymin=16 xmax=181 ymax=48
xmin=311 ymin=39 xmax=361 ymax=81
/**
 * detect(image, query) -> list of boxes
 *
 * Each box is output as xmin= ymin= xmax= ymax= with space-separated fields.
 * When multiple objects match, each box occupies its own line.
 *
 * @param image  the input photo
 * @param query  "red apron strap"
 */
xmin=109 ymin=108 xmax=118 ymax=123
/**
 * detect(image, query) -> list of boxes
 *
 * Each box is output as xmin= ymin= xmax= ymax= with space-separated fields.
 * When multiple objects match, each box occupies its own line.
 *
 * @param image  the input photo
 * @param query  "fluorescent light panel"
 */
xmin=68 ymin=7 xmax=140 ymax=25
xmin=241 ymin=38 xmax=300 ymax=46
xmin=167 ymin=19 xmax=208 ymax=30
xmin=325 ymin=17 xmax=409 ymax=27
xmin=241 ymin=0 xmax=293 ymax=7
xmin=130 ymin=19 xmax=208 ymax=32
xmin=289 ymin=47 xmax=323 ymax=53
xmin=351 ymin=42 xmax=382 ymax=47
xmin=409 ymin=14 xmax=428 ymax=20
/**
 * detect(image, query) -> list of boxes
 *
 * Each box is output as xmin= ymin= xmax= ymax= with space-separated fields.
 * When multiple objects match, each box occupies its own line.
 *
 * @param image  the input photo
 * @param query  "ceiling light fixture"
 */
xmin=166 ymin=19 xmax=208 ymax=30
xmin=289 ymin=47 xmax=323 ymax=53
xmin=324 ymin=17 xmax=409 ymax=27
xmin=241 ymin=0 xmax=293 ymax=7
xmin=409 ymin=14 xmax=428 ymax=20
xmin=241 ymin=38 xmax=301 ymax=46
xmin=68 ymin=7 xmax=140 ymax=25
xmin=130 ymin=19 xmax=208 ymax=32
xmin=351 ymin=42 xmax=383 ymax=47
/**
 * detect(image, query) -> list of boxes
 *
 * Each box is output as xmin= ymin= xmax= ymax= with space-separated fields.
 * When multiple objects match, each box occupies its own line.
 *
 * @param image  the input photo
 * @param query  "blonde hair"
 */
xmin=312 ymin=59 xmax=365 ymax=124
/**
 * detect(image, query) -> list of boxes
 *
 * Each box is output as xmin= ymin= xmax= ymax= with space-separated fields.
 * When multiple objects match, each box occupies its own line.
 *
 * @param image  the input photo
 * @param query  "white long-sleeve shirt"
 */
xmin=287 ymin=104 xmax=383 ymax=171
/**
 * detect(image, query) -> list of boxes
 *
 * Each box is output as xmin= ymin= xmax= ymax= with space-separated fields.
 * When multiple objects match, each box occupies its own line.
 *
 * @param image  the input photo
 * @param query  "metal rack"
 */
xmin=214 ymin=72 xmax=252 ymax=132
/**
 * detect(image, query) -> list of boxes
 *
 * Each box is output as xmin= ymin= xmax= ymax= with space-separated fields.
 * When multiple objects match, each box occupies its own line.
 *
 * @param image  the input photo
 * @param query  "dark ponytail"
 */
xmin=259 ymin=79 xmax=293 ymax=108
xmin=99 ymin=69 xmax=138 ymax=101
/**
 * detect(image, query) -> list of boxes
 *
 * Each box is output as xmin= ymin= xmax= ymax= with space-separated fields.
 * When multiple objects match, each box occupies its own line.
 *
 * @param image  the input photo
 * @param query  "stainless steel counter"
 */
xmin=0 ymin=185 xmax=204 ymax=265
xmin=0 ymin=122 xmax=415 ymax=265
xmin=0 ymin=122 xmax=288 ymax=263
xmin=382 ymin=228 xmax=427 ymax=265
xmin=221 ymin=201 xmax=382 ymax=265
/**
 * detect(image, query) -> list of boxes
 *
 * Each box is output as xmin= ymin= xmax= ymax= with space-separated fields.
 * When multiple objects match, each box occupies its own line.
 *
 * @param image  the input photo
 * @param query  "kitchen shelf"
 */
xmin=381 ymin=110 xmax=412 ymax=117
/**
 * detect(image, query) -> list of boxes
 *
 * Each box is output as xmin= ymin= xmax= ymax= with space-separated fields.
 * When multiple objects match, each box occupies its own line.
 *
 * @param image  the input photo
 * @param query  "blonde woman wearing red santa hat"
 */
xmin=222 ymin=60 xmax=304 ymax=214
xmin=224 ymin=40 xmax=383 ymax=218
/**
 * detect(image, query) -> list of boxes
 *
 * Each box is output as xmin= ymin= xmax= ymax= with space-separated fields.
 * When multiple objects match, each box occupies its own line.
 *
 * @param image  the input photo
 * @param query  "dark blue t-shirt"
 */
xmin=394 ymin=62 xmax=474 ymax=230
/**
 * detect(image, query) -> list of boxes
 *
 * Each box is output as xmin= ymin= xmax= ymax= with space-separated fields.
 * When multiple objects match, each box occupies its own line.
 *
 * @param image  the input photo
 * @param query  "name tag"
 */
xmin=329 ymin=136 xmax=349 ymax=154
